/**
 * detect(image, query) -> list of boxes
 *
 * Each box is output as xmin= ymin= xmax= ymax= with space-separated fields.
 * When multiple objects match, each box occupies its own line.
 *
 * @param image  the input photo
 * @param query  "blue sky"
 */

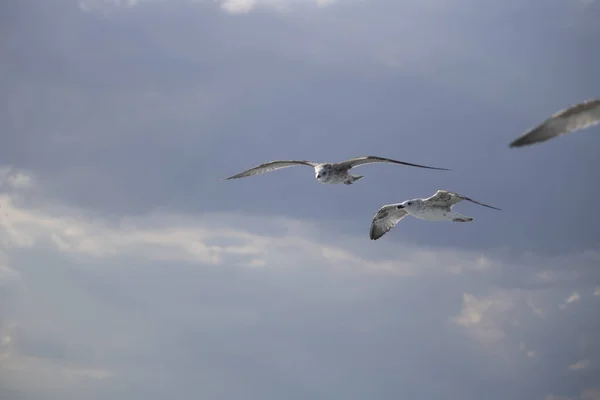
xmin=1 ymin=0 xmax=599 ymax=399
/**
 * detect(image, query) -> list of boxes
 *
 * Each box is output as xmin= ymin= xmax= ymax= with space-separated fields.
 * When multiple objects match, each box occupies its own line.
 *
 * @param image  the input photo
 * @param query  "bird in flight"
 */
xmin=369 ymin=190 xmax=501 ymax=240
xmin=510 ymin=98 xmax=600 ymax=148
xmin=224 ymin=156 xmax=450 ymax=185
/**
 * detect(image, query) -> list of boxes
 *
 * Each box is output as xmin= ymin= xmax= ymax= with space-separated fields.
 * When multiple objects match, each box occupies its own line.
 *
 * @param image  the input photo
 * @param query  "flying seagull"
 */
xmin=369 ymin=190 xmax=501 ymax=240
xmin=224 ymin=156 xmax=450 ymax=185
xmin=510 ymin=99 xmax=600 ymax=148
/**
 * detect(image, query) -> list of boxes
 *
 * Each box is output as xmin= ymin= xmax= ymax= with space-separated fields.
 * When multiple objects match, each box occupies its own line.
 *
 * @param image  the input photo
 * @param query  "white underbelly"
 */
xmin=409 ymin=207 xmax=452 ymax=221
xmin=319 ymin=172 xmax=349 ymax=184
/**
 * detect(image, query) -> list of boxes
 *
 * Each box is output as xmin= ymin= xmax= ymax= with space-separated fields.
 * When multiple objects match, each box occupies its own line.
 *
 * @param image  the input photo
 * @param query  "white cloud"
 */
xmin=568 ymin=359 xmax=591 ymax=371
xmin=567 ymin=292 xmax=581 ymax=303
xmin=0 ymin=167 xmax=34 ymax=190
xmin=451 ymin=287 xmax=595 ymax=360
xmin=453 ymin=292 xmax=516 ymax=345
xmin=220 ymin=0 xmax=257 ymax=13
xmin=2 ymin=168 xmax=600 ymax=399
xmin=594 ymin=287 xmax=600 ymax=296
xmin=0 ymin=193 xmax=504 ymax=277
xmin=78 ymin=0 xmax=341 ymax=14
xmin=560 ymin=292 xmax=581 ymax=309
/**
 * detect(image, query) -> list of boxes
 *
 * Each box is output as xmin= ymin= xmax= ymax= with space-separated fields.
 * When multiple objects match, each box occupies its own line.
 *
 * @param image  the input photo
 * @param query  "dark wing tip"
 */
xmin=404 ymin=163 xmax=452 ymax=171
xmin=223 ymin=172 xmax=250 ymax=180
xmin=478 ymin=202 xmax=502 ymax=211
xmin=509 ymin=135 xmax=534 ymax=148
xmin=509 ymin=134 xmax=552 ymax=148
xmin=369 ymin=224 xmax=381 ymax=240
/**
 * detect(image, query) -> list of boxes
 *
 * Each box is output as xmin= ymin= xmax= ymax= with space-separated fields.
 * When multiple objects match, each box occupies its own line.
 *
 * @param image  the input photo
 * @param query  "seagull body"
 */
xmin=224 ymin=156 xmax=450 ymax=185
xmin=510 ymin=99 xmax=600 ymax=147
xmin=369 ymin=190 xmax=501 ymax=240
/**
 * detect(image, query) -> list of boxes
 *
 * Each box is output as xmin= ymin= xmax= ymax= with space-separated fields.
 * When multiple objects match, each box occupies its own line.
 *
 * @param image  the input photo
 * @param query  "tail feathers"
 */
xmin=344 ymin=175 xmax=364 ymax=185
xmin=452 ymin=217 xmax=473 ymax=222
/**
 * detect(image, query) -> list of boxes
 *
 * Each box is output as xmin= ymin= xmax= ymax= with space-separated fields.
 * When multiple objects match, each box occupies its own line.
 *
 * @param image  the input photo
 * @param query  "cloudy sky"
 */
xmin=1 ymin=0 xmax=600 ymax=399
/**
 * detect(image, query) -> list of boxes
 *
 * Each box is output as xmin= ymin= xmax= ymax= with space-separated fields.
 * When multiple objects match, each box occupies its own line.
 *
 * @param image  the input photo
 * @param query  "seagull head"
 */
xmin=314 ymin=165 xmax=331 ymax=181
xmin=397 ymin=199 xmax=422 ymax=212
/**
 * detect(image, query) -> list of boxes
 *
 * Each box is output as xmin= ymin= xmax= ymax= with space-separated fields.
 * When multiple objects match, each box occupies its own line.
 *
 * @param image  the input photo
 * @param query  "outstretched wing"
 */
xmin=337 ymin=156 xmax=450 ymax=171
xmin=510 ymin=99 xmax=600 ymax=147
xmin=424 ymin=190 xmax=501 ymax=211
xmin=369 ymin=204 xmax=409 ymax=240
xmin=224 ymin=160 xmax=317 ymax=180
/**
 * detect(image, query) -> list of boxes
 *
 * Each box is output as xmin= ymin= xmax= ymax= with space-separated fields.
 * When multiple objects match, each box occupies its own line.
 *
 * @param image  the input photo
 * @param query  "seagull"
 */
xmin=510 ymin=99 xmax=600 ymax=148
xmin=224 ymin=156 xmax=450 ymax=185
xmin=369 ymin=190 xmax=501 ymax=240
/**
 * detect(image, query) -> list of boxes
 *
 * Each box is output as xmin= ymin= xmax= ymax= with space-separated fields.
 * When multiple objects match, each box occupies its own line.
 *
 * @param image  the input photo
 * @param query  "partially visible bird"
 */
xmin=369 ymin=190 xmax=501 ymax=240
xmin=510 ymin=99 xmax=600 ymax=148
xmin=224 ymin=156 xmax=450 ymax=185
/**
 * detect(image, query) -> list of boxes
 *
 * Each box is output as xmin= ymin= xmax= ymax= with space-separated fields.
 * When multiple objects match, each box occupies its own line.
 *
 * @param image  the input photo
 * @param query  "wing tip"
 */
xmin=509 ymin=137 xmax=530 ymax=148
xmin=509 ymin=134 xmax=553 ymax=148
xmin=369 ymin=226 xmax=381 ymax=241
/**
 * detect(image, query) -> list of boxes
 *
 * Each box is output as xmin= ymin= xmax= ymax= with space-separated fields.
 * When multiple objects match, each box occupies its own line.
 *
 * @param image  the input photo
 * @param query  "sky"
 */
xmin=1 ymin=0 xmax=599 ymax=399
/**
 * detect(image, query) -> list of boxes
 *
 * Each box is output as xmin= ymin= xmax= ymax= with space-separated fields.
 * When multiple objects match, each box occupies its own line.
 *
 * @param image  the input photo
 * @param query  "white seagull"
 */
xmin=369 ymin=190 xmax=501 ymax=240
xmin=224 ymin=156 xmax=450 ymax=185
xmin=510 ymin=98 xmax=600 ymax=147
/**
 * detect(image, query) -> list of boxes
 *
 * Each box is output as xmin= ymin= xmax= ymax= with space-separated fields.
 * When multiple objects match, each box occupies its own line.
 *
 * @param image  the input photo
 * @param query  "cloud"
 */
xmin=0 ymin=167 xmax=599 ymax=399
xmin=560 ymin=292 xmax=581 ymax=309
xmin=3 ymin=0 xmax=600 ymax=397
xmin=453 ymin=292 xmax=516 ymax=345
xmin=78 ymin=0 xmax=341 ymax=14
xmin=569 ymin=360 xmax=592 ymax=371
xmin=0 ymin=168 xmax=34 ymax=191
xmin=0 ymin=191 xmax=503 ymax=277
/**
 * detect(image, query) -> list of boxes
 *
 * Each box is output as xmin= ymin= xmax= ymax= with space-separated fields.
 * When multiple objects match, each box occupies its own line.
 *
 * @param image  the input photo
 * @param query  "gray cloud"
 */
xmin=1 ymin=0 xmax=600 ymax=399
xmin=2 ymin=0 xmax=600 ymax=256
xmin=0 ymin=171 xmax=599 ymax=399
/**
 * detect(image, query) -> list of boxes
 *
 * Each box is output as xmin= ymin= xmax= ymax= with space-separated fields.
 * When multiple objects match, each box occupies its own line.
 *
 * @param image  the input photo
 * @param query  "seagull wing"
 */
xmin=337 ymin=156 xmax=450 ymax=171
xmin=224 ymin=160 xmax=317 ymax=180
xmin=369 ymin=204 xmax=409 ymax=240
xmin=510 ymin=99 xmax=600 ymax=147
xmin=424 ymin=190 xmax=501 ymax=211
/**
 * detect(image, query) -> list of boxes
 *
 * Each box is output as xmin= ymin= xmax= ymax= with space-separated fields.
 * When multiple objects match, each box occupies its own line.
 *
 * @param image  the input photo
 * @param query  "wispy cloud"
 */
xmin=568 ymin=359 xmax=592 ymax=371
xmin=560 ymin=292 xmax=581 ymax=309
xmin=0 ymin=166 xmax=598 ymax=399
xmin=78 ymin=0 xmax=342 ymax=14
xmin=0 ymin=191 xmax=501 ymax=277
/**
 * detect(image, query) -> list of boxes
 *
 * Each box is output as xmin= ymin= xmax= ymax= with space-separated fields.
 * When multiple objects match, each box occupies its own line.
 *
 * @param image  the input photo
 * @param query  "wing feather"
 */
xmin=510 ymin=99 xmax=600 ymax=147
xmin=369 ymin=204 xmax=409 ymax=240
xmin=338 ymin=156 xmax=450 ymax=171
xmin=424 ymin=190 xmax=501 ymax=211
xmin=224 ymin=160 xmax=316 ymax=180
